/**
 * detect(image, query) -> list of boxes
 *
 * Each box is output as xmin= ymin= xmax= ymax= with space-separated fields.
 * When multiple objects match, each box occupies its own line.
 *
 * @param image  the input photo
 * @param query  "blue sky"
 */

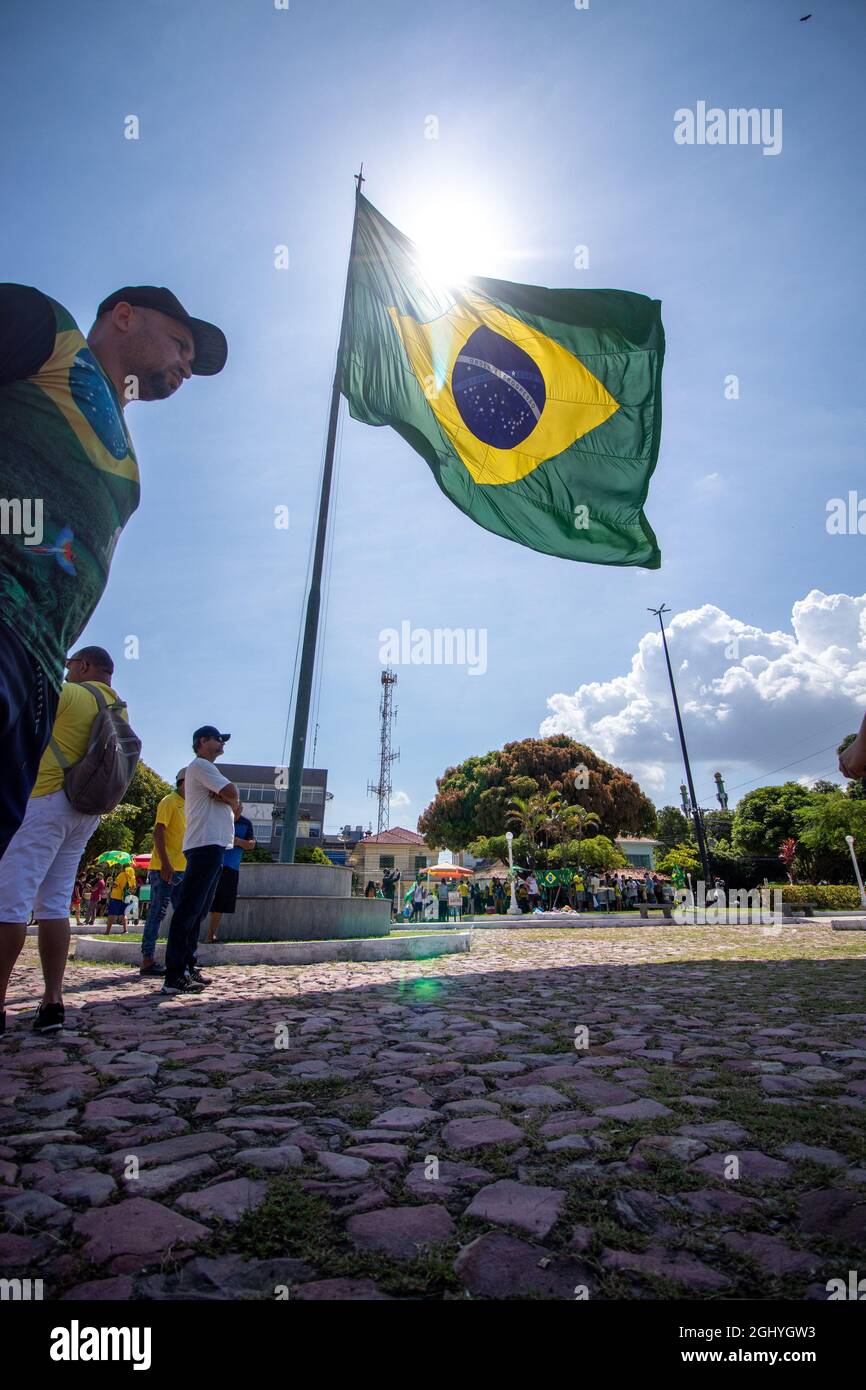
xmin=3 ymin=0 xmax=865 ymax=831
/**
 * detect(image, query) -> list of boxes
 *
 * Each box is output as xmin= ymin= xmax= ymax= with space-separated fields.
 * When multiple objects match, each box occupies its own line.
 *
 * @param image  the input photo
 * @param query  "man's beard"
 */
xmin=143 ymin=370 xmax=175 ymax=401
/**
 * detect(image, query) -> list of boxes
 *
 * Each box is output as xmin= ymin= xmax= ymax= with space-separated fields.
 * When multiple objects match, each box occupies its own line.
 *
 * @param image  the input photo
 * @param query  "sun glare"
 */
xmin=410 ymin=200 xmax=505 ymax=287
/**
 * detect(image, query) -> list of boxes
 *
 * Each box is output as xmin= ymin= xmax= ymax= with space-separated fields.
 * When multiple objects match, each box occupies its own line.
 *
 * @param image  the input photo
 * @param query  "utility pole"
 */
xmin=367 ymin=668 xmax=400 ymax=833
xmin=649 ymin=605 xmax=712 ymax=889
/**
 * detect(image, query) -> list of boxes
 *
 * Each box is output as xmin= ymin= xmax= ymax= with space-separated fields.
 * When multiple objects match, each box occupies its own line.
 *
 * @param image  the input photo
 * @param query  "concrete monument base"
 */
xmin=75 ymin=932 xmax=471 ymax=966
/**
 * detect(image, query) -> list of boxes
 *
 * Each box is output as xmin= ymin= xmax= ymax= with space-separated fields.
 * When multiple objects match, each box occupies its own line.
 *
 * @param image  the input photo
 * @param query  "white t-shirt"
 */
xmin=182 ymin=756 xmax=235 ymax=852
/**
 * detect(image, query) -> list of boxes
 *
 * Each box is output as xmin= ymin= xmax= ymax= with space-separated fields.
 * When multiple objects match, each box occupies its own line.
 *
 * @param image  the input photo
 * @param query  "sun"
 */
xmin=409 ymin=199 xmax=505 ymax=287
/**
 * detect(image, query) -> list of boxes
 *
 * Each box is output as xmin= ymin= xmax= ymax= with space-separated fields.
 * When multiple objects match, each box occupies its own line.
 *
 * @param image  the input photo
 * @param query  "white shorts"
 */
xmin=0 ymin=790 xmax=99 ymax=922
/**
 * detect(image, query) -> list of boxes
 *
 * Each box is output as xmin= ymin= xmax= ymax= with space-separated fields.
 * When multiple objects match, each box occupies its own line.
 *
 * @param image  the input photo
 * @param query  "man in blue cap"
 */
xmin=162 ymin=727 xmax=238 ymax=995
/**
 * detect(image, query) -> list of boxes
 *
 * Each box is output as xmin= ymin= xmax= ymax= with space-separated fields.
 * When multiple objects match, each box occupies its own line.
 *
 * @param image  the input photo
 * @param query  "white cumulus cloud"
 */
xmin=540 ymin=590 xmax=866 ymax=803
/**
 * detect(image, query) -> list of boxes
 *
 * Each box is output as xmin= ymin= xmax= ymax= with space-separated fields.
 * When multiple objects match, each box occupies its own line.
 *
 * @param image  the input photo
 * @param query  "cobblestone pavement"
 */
xmin=2 ymin=924 xmax=865 ymax=1301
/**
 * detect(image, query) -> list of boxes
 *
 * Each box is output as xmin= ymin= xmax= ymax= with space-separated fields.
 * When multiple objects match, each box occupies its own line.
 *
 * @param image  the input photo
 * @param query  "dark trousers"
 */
xmin=164 ymin=844 xmax=224 ymax=983
xmin=0 ymin=622 xmax=58 ymax=859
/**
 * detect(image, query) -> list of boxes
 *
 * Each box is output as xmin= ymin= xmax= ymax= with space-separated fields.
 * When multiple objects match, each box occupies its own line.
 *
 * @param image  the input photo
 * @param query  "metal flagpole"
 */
xmin=648 ymin=604 xmax=712 ymax=890
xmin=279 ymin=168 xmax=364 ymax=864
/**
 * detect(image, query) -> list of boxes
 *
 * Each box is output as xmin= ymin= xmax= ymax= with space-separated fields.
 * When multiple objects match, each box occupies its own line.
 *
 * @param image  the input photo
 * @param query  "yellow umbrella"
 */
xmin=425 ymin=863 xmax=474 ymax=878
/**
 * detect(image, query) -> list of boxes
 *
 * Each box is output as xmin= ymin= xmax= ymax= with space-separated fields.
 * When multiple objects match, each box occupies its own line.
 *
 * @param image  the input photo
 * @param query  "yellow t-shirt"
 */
xmin=31 ymin=680 xmax=124 ymax=797
xmin=111 ymin=866 xmax=136 ymax=899
xmin=149 ymin=791 xmax=186 ymax=873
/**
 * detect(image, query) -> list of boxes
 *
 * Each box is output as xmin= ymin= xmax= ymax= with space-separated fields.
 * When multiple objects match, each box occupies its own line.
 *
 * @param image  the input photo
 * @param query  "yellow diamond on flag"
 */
xmin=388 ymin=291 xmax=619 ymax=485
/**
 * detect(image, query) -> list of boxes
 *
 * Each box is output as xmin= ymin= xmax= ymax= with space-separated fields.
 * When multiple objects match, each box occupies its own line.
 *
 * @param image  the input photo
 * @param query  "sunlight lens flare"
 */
xmin=411 ymin=201 xmax=504 ymax=287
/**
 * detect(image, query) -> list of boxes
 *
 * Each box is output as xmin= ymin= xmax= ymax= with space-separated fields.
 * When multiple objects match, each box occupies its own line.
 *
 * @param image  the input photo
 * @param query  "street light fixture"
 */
xmin=844 ymin=835 xmax=866 ymax=907
xmin=505 ymin=831 xmax=521 ymax=917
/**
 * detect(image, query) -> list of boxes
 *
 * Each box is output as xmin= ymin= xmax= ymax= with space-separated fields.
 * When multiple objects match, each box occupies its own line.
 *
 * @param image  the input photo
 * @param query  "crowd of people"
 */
xmin=361 ymin=867 xmax=692 ymax=920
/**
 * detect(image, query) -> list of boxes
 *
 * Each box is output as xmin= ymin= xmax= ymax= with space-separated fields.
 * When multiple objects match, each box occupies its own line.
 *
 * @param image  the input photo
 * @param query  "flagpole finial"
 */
xmin=354 ymin=163 xmax=365 ymax=194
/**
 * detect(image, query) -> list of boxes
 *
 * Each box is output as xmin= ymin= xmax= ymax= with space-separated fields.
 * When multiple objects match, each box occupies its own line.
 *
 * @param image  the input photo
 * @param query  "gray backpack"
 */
xmin=49 ymin=683 xmax=142 ymax=815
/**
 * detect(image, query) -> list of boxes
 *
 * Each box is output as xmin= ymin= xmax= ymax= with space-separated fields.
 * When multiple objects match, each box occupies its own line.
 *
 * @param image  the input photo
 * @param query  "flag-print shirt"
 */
xmin=0 ymin=284 xmax=140 ymax=690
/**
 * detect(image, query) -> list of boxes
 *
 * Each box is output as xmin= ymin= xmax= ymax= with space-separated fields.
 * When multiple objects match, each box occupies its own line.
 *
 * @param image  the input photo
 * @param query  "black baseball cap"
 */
xmin=96 ymin=286 xmax=228 ymax=375
xmin=192 ymin=726 xmax=231 ymax=747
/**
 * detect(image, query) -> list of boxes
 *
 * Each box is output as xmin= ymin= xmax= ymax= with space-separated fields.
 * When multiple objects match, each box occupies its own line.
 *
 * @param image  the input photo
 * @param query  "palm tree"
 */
xmin=506 ymin=795 xmax=545 ymax=856
xmin=538 ymin=790 xmax=568 ymax=848
xmin=564 ymin=804 xmax=601 ymax=849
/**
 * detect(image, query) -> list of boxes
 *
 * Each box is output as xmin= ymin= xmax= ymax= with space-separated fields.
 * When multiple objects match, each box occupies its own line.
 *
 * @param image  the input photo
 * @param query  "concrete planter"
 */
xmin=237 ymin=862 xmax=352 ymax=898
xmin=75 ymin=932 xmax=471 ymax=966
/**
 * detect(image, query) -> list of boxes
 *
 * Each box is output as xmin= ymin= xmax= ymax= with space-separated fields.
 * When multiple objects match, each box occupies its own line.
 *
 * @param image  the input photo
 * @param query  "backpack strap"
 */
xmin=47 ymin=683 xmax=122 ymax=770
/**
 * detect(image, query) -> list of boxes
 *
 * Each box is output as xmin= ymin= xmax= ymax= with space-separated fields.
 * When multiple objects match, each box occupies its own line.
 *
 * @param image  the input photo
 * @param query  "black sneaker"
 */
xmin=160 ymin=977 xmax=204 ymax=996
xmin=187 ymin=968 xmax=210 ymax=986
xmin=140 ymin=961 xmax=166 ymax=977
xmin=33 ymin=1002 xmax=65 ymax=1034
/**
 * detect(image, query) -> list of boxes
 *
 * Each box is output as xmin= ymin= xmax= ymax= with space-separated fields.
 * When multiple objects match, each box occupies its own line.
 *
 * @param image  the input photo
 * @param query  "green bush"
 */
xmin=779 ymin=883 xmax=862 ymax=910
xmin=293 ymin=844 xmax=333 ymax=865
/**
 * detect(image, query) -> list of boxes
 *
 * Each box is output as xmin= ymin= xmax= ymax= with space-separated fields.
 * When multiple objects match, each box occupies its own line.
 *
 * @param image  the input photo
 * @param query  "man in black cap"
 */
xmin=162 ymin=727 xmax=238 ymax=995
xmin=0 ymin=282 xmax=227 ymax=858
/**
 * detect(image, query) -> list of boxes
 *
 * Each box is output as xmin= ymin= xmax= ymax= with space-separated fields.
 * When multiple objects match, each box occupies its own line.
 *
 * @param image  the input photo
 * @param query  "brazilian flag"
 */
xmin=340 ymin=195 xmax=664 ymax=568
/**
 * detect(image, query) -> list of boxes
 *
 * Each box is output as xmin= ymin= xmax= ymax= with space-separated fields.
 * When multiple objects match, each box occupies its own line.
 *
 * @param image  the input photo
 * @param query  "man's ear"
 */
xmin=111 ymin=301 xmax=135 ymax=334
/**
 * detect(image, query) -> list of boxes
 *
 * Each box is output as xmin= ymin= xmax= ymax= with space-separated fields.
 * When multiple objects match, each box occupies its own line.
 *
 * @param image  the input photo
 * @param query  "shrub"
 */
xmin=778 ymin=883 xmax=862 ymax=910
xmin=293 ymin=844 xmax=332 ymax=865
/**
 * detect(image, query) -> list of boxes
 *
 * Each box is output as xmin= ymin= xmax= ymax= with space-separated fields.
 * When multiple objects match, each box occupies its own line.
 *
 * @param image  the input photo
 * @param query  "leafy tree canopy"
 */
xmin=82 ymin=761 xmax=173 ymax=866
xmin=794 ymin=793 xmax=866 ymax=856
xmin=655 ymin=842 xmax=701 ymax=877
xmin=732 ymin=782 xmax=815 ymax=856
xmin=703 ymin=808 xmax=734 ymax=844
xmin=293 ymin=844 xmax=333 ymax=865
xmin=418 ymin=736 xmax=657 ymax=851
xmin=563 ymin=835 xmax=627 ymax=872
xmin=656 ymin=805 xmax=691 ymax=851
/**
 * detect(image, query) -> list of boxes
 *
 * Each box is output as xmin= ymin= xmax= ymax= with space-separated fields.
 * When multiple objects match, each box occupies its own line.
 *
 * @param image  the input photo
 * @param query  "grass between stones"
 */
xmin=200 ymin=1178 xmax=463 ymax=1298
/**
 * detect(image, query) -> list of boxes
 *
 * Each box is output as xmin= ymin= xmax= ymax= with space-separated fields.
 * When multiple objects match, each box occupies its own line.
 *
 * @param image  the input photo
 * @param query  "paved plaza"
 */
xmin=2 ymin=922 xmax=865 ymax=1301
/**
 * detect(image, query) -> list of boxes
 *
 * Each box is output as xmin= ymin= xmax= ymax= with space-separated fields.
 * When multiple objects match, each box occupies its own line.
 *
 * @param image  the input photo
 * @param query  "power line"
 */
xmin=696 ymin=729 xmax=855 ymax=805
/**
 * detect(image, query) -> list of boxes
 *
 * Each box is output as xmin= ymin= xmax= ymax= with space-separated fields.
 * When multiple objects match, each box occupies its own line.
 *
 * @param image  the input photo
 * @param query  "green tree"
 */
xmin=732 ymin=782 xmax=815 ymax=856
xmin=469 ymin=833 xmax=534 ymax=867
xmin=794 ymin=792 xmax=866 ymax=880
xmin=418 ymin=735 xmax=657 ymax=850
xmin=82 ymin=804 xmax=137 ymax=864
xmin=838 ymin=733 xmax=866 ymax=800
xmin=655 ymin=842 xmax=701 ymax=878
xmin=576 ymin=835 xmax=628 ymax=872
xmin=293 ymin=844 xmax=333 ymax=865
xmin=505 ymin=795 xmax=545 ymax=856
xmin=243 ymin=842 xmax=275 ymax=862
xmin=709 ymin=840 xmax=757 ymax=889
xmin=656 ymin=805 xmax=691 ymax=851
xmin=703 ymin=808 xmax=734 ymax=845
xmin=563 ymin=803 xmax=601 ymax=847
xmin=81 ymin=760 xmax=173 ymax=866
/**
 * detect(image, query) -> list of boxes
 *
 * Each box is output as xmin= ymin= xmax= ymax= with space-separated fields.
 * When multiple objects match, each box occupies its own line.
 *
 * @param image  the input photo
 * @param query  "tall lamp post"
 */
xmin=845 ymin=835 xmax=866 ymax=908
xmin=648 ymin=605 xmax=712 ymax=890
xmin=505 ymin=831 xmax=521 ymax=917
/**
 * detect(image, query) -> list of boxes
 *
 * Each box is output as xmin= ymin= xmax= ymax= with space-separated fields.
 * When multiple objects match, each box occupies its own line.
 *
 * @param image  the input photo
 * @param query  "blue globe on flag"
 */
xmin=452 ymin=325 xmax=546 ymax=449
